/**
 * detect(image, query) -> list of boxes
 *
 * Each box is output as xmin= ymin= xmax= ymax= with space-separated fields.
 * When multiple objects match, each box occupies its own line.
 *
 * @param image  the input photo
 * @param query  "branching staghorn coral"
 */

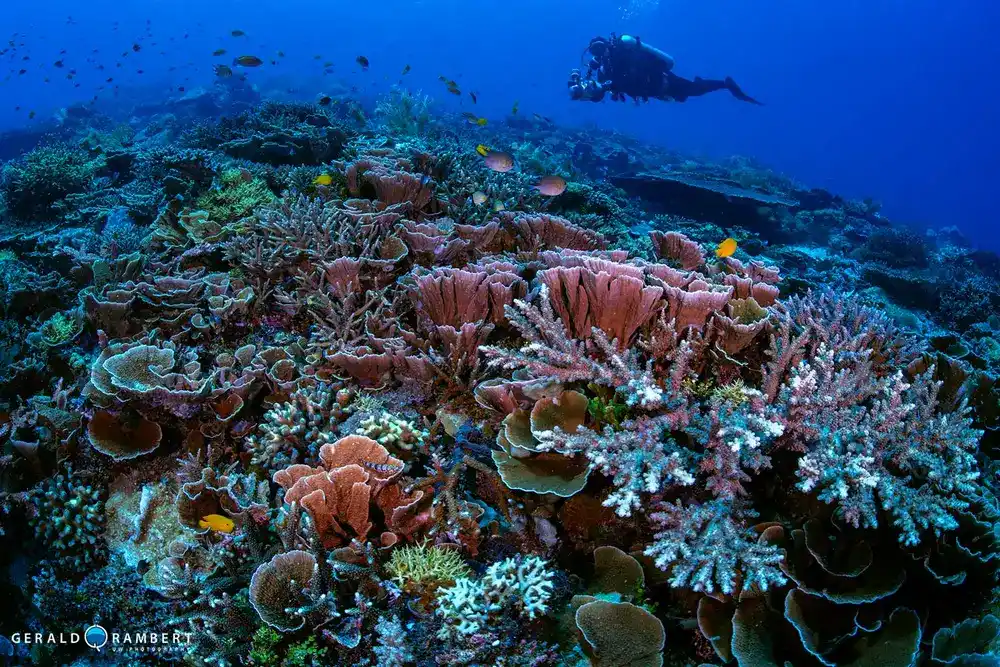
xmin=643 ymin=498 xmax=787 ymax=594
xmin=245 ymin=381 xmax=354 ymax=471
xmin=482 ymin=285 xmax=666 ymax=409
xmin=385 ymin=542 xmax=471 ymax=591
xmin=435 ymin=555 xmax=555 ymax=640
xmin=771 ymin=342 xmax=981 ymax=545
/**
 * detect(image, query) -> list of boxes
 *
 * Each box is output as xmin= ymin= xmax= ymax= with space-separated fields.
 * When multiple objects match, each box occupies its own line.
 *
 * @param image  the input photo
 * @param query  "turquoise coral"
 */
xmin=28 ymin=469 xmax=105 ymax=571
xmin=436 ymin=556 xmax=555 ymax=640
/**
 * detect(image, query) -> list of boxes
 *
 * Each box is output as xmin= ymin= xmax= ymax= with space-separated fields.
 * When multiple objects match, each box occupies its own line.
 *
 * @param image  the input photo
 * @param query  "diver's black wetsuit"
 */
xmin=568 ymin=34 xmax=762 ymax=105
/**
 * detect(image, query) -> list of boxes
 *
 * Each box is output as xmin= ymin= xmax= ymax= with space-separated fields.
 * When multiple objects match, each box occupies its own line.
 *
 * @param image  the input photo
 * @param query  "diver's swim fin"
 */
xmin=725 ymin=76 xmax=763 ymax=105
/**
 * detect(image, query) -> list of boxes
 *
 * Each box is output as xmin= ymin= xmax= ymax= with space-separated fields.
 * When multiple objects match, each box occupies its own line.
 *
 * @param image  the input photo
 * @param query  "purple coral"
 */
xmin=764 ymin=292 xmax=982 ymax=546
xmin=644 ymin=499 xmax=786 ymax=595
xmin=781 ymin=347 xmax=981 ymax=545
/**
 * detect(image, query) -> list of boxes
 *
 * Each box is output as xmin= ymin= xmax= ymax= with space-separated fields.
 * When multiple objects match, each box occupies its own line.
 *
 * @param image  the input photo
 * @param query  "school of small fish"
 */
xmin=0 ymin=21 xmax=569 ymax=209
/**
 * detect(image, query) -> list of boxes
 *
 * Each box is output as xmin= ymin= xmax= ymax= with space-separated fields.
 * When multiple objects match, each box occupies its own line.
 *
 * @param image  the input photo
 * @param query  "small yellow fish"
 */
xmin=463 ymin=113 xmax=488 ymax=127
xmin=716 ymin=237 xmax=738 ymax=258
xmin=313 ymin=173 xmax=333 ymax=186
xmin=198 ymin=514 xmax=235 ymax=533
xmin=475 ymin=144 xmax=490 ymax=157
xmin=472 ymin=191 xmax=488 ymax=205
xmin=492 ymin=200 xmax=506 ymax=212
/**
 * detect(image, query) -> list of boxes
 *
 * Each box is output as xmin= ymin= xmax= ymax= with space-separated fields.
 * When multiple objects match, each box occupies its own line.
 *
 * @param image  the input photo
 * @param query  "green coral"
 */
xmin=711 ymin=379 xmax=752 ymax=406
xmin=282 ymin=636 xmax=327 ymax=667
xmin=586 ymin=384 xmax=630 ymax=430
xmin=0 ymin=143 xmax=102 ymax=220
xmin=386 ymin=543 xmax=472 ymax=590
xmin=558 ymin=182 xmax=624 ymax=217
xmin=374 ymin=86 xmax=433 ymax=137
xmin=195 ymin=168 xmax=277 ymax=223
xmin=249 ymin=627 xmax=281 ymax=666
xmin=511 ymin=141 xmax=572 ymax=177
xmin=33 ymin=311 xmax=82 ymax=348
xmin=728 ymin=297 xmax=768 ymax=324
xmin=79 ymin=124 xmax=136 ymax=154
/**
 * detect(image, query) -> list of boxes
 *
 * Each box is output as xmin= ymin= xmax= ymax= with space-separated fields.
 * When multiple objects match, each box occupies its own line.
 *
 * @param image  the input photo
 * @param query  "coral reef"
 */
xmin=1 ymin=92 xmax=999 ymax=667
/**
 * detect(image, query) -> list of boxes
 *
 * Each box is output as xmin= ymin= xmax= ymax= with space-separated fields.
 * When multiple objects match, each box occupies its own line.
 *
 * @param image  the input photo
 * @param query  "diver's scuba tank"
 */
xmin=618 ymin=35 xmax=675 ymax=70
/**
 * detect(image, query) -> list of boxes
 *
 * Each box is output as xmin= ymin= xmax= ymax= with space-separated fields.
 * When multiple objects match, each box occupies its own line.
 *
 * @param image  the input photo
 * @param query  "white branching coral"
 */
xmin=435 ymin=556 xmax=555 ymax=640
xmin=536 ymin=415 xmax=697 ymax=517
xmin=356 ymin=411 xmax=428 ymax=451
xmin=245 ymin=382 xmax=352 ymax=471
xmin=773 ymin=342 xmax=982 ymax=546
xmin=482 ymin=286 xmax=665 ymax=409
xmin=644 ymin=499 xmax=786 ymax=595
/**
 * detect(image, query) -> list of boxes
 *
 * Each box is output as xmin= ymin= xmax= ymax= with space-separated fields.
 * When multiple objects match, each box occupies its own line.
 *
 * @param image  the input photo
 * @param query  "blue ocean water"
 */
xmin=1 ymin=0 xmax=997 ymax=244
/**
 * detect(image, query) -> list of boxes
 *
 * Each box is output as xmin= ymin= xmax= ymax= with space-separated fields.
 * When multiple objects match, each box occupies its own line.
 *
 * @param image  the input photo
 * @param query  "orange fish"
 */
xmin=715 ymin=237 xmax=738 ymax=258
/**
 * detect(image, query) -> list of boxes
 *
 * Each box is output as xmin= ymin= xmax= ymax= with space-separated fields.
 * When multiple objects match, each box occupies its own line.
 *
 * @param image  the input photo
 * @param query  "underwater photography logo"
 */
xmin=9 ymin=625 xmax=193 ymax=655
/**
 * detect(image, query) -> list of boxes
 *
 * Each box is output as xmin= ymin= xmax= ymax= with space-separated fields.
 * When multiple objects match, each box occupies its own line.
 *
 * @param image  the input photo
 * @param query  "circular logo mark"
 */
xmin=84 ymin=625 xmax=108 ymax=650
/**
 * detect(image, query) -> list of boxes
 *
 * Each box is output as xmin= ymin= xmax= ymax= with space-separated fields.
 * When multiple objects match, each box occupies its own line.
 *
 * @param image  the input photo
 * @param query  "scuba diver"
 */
xmin=568 ymin=34 xmax=762 ymax=106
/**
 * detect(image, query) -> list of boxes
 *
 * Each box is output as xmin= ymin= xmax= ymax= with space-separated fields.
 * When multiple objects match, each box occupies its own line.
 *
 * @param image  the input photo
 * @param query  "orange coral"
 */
xmin=272 ymin=435 xmax=428 ymax=548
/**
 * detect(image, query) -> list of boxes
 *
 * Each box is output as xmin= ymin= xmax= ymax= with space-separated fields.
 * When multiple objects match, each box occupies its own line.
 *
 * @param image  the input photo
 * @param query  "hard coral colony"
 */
xmin=0 ymin=82 xmax=998 ymax=667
